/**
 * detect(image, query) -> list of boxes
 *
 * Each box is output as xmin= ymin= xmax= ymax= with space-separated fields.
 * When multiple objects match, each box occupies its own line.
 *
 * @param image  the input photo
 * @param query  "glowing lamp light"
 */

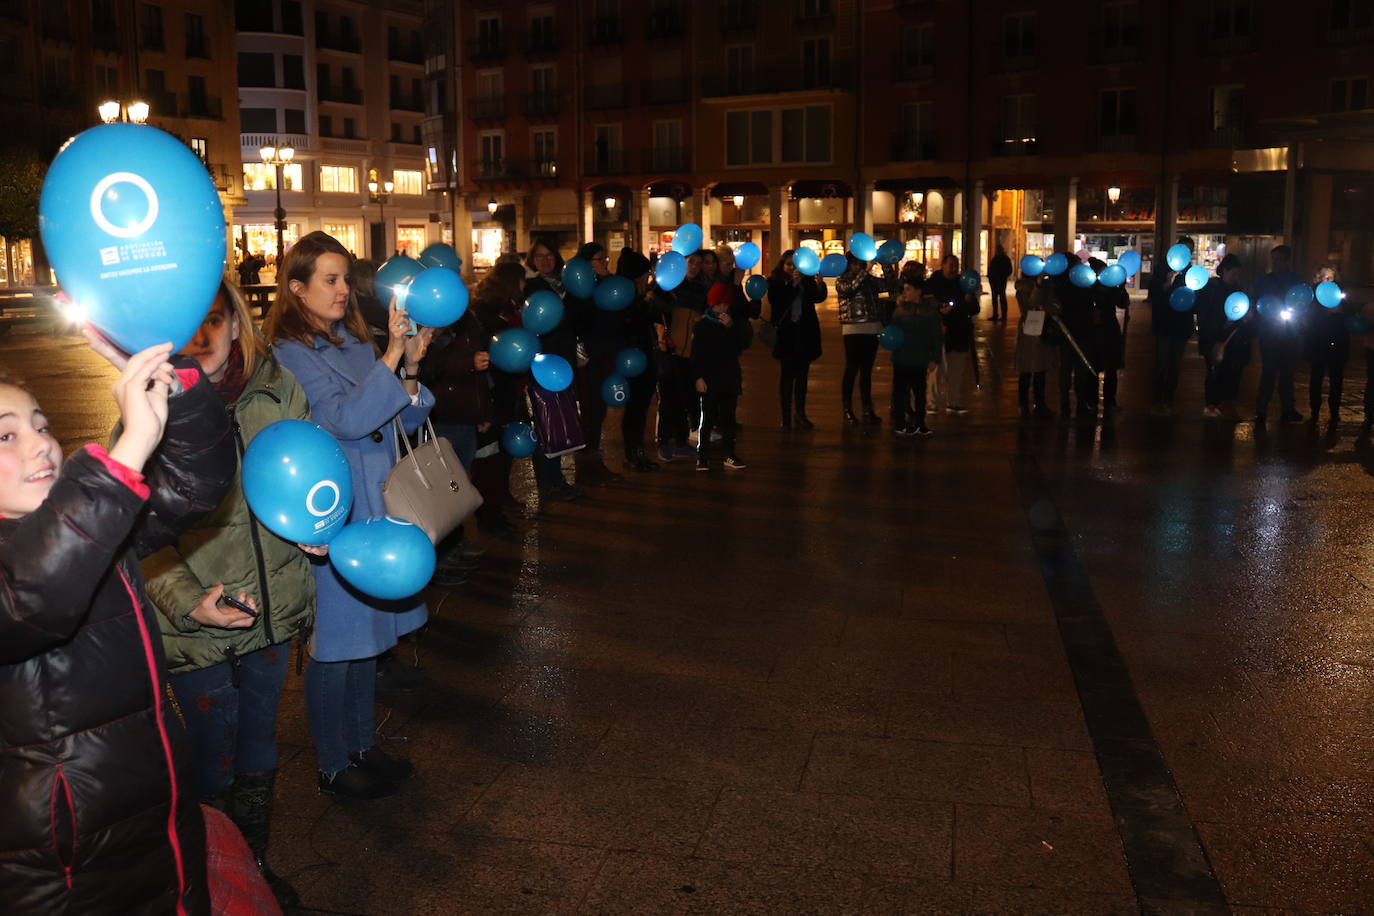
xmin=1281 ymin=308 xmax=1294 ymax=321
xmin=1107 ymin=186 xmax=1121 ymax=204
xmin=604 ymin=195 xmax=617 ymax=211
xmin=487 ymin=198 xmax=498 ymax=215
xmin=126 ymin=101 xmax=149 ymax=124
xmin=97 ymin=100 xmax=121 ymax=123
xmin=259 ymin=145 xmax=276 ymax=163
xmin=732 ymin=194 xmax=744 ymax=208
xmin=58 ymin=297 xmax=88 ymax=325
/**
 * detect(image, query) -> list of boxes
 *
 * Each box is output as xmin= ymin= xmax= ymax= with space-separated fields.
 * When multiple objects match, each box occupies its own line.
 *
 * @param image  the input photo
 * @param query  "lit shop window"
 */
xmin=392 ymin=169 xmax=423 ymax=195
xmin=395 ymin=225 xmax=427 ymax=256
xmin=242 ymin=162 xmax=302 ymax=191
xmin=320 ymin=165 xmax=358 ymax=193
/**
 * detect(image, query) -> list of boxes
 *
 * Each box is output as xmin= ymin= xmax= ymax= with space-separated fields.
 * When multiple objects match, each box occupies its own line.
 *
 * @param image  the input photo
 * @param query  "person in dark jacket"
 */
xmin=0 ymin=336 xmax=235 ymax=914
xmin=889 ymin=277 xmax=943 ymax=435
xmin=1304 ymin=264 xmax=1350 ymax=424
xmin=767 ymin=250 xmax=825 ymax=428
xmin=988 ymin=244 xmax=1013 ymax=321
xmin=836 ymin=253 xmax=897 ymax=425
xmin=1253 ymin=244 xmax=1306 ymax=425
xmin=567 ymin=241 xmax=623 ymax=485
xmin=1149 ymin=237 xmax=1195 ymax=415
xmin=522 ymin=237 xmax=584 ymax=502
xmin=144 ymin=281 xmax=321 ymax=909
xmin=653 ymin=251 xmax=707 ymax=462
xmin=691 ymin=283 xmax=746 ymax=471
xmin=924 ymin=254 xmax=979 ymax=414
xmin=1195 ymin=254 xmax=1242 ymax=416
xmin=615 ymin=249 xmax=661 ymax=471
xmin=1089 ymin=257 xmax=1128 ymax=414
xmin=1053 ymin=258 xmax=1099 ymax=419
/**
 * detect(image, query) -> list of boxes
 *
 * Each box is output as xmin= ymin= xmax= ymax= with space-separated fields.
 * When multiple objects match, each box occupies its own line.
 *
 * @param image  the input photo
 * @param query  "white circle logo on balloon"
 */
xmin=306 ymin=480 xmax=342 ymax=518
xmin=89 ymin=171 xmax=160 ymax=239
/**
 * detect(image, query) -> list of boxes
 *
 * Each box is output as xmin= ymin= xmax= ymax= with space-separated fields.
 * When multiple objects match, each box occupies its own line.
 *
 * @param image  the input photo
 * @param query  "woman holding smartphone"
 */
xmin=143 ymin=280 xmax=322 ymax=908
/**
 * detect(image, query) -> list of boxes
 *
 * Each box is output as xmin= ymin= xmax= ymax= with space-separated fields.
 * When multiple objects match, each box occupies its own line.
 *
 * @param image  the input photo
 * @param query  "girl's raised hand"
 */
xmin=108 ymin=342 xmax=176 ymax=473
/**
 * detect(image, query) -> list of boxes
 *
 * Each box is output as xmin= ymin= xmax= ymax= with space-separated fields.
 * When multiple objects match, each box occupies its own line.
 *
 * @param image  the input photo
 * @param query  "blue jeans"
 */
xmin=432 ymin=421 xmax=477 ymax=472
xmin=304 ymin=656 xmax=377 ymax=775
xmin=168 ymin=642 xmax=292 ymax=800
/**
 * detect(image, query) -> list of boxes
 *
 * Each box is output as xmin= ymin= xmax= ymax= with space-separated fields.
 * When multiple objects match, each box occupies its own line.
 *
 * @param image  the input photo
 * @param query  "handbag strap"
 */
xmin=392 ymin=415 xmax=455 ymax=474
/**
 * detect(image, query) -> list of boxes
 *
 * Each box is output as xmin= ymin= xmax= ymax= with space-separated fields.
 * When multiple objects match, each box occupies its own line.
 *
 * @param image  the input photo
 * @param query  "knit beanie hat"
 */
xmin=575 ymin=241 xmax=605 ymax=261
xmin=617 ymin=249 xmax=651 ymax=280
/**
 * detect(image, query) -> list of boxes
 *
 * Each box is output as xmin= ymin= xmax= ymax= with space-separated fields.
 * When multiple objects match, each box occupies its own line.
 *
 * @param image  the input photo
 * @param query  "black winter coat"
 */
xmin=767 ymin=276 xmax=824 ymax=364
xmin=690 ymin=316 xmax=743 ymax=395
xmin=0 ymin=367 xmax=234 ymax=915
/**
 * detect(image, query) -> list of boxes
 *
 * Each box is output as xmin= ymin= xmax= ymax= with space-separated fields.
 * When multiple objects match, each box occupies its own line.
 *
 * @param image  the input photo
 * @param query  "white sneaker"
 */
xmin=723 ymin=456 xmax=747 ymax=470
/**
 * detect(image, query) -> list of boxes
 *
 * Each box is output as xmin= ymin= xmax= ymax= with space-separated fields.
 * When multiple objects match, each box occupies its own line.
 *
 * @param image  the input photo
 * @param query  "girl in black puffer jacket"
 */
xmin=0 ymin=340 xmax=234 ymax=914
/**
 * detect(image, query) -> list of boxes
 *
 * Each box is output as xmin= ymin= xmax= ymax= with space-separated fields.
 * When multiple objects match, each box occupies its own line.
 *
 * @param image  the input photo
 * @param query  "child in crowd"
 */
xmin=889 ymin=278 xmax=943 ymax=436
xmin=0 ymin=338 xmax=236 ymax=913
xmin=691 ymin=282 xmax=746 ymax=471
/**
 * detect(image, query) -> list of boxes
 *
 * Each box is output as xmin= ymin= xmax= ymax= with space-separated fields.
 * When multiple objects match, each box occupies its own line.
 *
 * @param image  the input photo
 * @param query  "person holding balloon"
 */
xmin=1303 ymin=264 xmax=1350 ymax=424
xmin=1195 ymin=254 xmax=1242 ymax=417
xmin=1089 ymin=257 xmax=1127 ymax=415
xmin=923 ymin=254 xmax=979 ymax=416
xmin=567 ymin=241 xmax=626 ymax=486
xmin=1013 ymin=275 xmax=1058 ymax=420
xmin=522 ymin=238 xmax=585 ymax=501
xmin=887 ymin=277 xmax=942 ymax=436
xmin=614 ymin=249 xmax=662 ymax=471
xmin=836 ymin=253 xmax=898 ymax=425
xmin=767 ymin=250 xmax=825 ymax=429
xmin=265 ymin=231 xmax=435 ymax=800
xmin=690 ymin=283 xmax=748 ymax=471
xmin=1252 ymin=245 xmax=1306 ymax=425
xmin=653 ymin=251 xmax=707 ymax=462
xmin=1148 ymin=237 xmax=1196 ymax=416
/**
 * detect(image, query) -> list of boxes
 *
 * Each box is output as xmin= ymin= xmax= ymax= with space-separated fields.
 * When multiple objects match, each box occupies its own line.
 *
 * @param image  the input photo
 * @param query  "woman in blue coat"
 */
xmin=265 ymin=231 xmax=435 ymax=800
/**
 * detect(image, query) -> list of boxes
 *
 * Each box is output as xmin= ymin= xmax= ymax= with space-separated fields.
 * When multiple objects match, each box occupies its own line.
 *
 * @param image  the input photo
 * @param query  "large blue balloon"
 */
xmin=1069 ymin=263 xmax=1097 ymax=288
xmin=849 ymin=233 xmax=877 ymax=261
xmin=1169 ymin=286 xmax=1196 ymax=312
xmin=501 ymin=422 xmax=537 ymax=458
xmin=241 ymin=419 xmax=353 ymax=546
xmin=418 ymin=242 xmax=461 ymax=272
xmin=531 ymin=353 xmax=573 ymax=391
xmin=1098 ymin=264 xmax=1127 ymax=288
xmin=1117 ymin=250 xmax=1142 ymax=277
xmin=1285 ymin=284 xmax=1314 ymax=308
xmin=959 ymin=269 xmax=981 ymax=293
xmin=734 ymin=242 xmax=761 ymax=270
xmin=563 ymin=257 xmax=597 ymax=298
xmin=1224 ymin=291 xmax=1250 ymax=321
xmin=39 ymin=123 xmax=226 ymax=353
xmin=876 ymin=239 xmax=905 ymax=265
xmin=671 ymin=223 xmax=702 ymax=255
xmin=375 ymin=255 xmax=423 ymax=304
xmin=794 ymin=247 xmax=821 ymax=276
xmin=819 ymin=253 xmax=847 ymax=278
xmin=593 ymin=274 xmax=634 ymax=311
xmin=1165 ymin=243 xmax=1191 ymax=272
xmin=878 ymin=324 xmax=905 ymax=351
xmin=655 ymin=250 xmax=687 ymax=291
xmin=616 ymin=347 xmax=647 ymax=378
xmin=600 ymin=373 xmax=629 ymax=406
xmin=1184 ymin=265 xmax=1210 ymax=291
xmin=1316 ymin=280 xmax=1344 ymax=309
xmin=1020 ymin=254 xmax=1044 ymax=277
xmin=1044 ymin=252 xmax=1069 ymax=276
xmin=744 ymin=274 xmax=767 ymax=301
xmin=404 ymin=266 xmax=468 ymax=327
xmin=522 ymin=290 xmax=564 ymax=335
xmin=330 ymin=516 xmax=435 ymax=601
xmin=489 ymin=328 xmax=538 ymax=373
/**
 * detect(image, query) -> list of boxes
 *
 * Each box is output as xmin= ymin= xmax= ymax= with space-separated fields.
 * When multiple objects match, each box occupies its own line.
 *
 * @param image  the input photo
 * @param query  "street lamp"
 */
xmin=367 ymin=170 xmax=394 ymax=258
xmin=98 ymin=99 xmax=150 ymax=124
xmin=604 ymin=195 xmax=617 ymax=212
xmin=731 ymin=194 xmax=744 ymax=208
xmin=487 ymin=197 xmax=498 ymax=215
xmin=1107 ymin=186 xmax=1121 ymax=204
xmin=259 ymin=142 xmax=295 ymax=264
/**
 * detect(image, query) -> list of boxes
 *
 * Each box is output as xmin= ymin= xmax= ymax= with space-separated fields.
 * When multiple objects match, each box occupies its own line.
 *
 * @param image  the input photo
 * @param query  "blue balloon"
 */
xmin=489 ymin=328 xmax=538 ymax=373
xmin=794 ymin=247 xmax=821 ymax=276
xmin=241 ymin=419 xmax=353 ymax=546
xmin=1316 ymin=280 xmax=1344 ymax=309
xmin=1224 ymin=291 xmax=1250 ymax=321
xmin=404 ymin=266 xmax=468 ymax=327
xmin=563 ymin=257 xmax=597 ymax=298
xmin=1184 ymin=265 xmax=1210 ymax=291
xmin=1044 ymin=252 xmax=1069 ymax=276
xmin=878 ymin=324 xmax=905 ymax=351
xmin=1165 ymin=243 xmax=1191 ymax=272
xmin=671 ymin=223 xmax=702 ymax=255
xmin=375 ymin=255 xmax=423 ymax=304
xmin=1020 ymin=255 xmax=1044 ymax=277
xmin=39 ymin=123 xmax=226 ymax=353
xmin=1169 ymin=286 xmax=1196 ymax=312
xmin=734 ymin=242 xmax=761 ymax=270
xmin=501 ymin=422 xmax=537 ymax=458
xmin=876 ymin=239 xmax=905 ymax=265
xmin=615 ymin=347 xmax=647 ymax=378
xmin=418 ymin=242 xmax=462 ymax=272
xmin=744 ymin=274 xmax=768 ymax=301
xmin=1069 ymin=263 xmax=1097 ymax=288
xmin=593 ymin=274 xmax=634 ymax=311
xmin=959 ymin=269 xmax=981 ymax=293
xmin=1117 ymin=250 xmax=1142 ymax=277
xmin=600 ymin=373 xmax=629 ymax=406
xmin=531 ymin=352 xmax=573 ymax=391
xmin=848 ymin=233 xmax=877 ymax=261
xmin=329 ymin=516 xmax=435 ymax=601
xmin=819 ymin=253 xmax=847 ymax=278
xmin=1285 ymin=284 xmax=1314 ymax=308
xmin=522 ymin=290 xmax=564 ymax=335
xmin=1098 ymin=264 xmax=1127 ymax=288
xmin=655 ymin=250 xmax=687 ymax=291
xmin=1257 ymin=295 xmax=1283 ymax=316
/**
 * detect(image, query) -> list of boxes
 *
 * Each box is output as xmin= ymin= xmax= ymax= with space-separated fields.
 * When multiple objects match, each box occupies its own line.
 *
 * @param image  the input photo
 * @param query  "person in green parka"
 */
xmin=143 ymin=281 xmax=323 ymax=910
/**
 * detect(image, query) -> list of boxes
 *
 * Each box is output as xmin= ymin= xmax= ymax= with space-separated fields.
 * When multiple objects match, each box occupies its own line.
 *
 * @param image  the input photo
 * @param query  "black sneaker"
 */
xmin=350 ymin=745 xmax=416 ymax=781
xmin=915 ymin=426 xmax=934 ymax=437
xmin=318 ymin=762 xmax=397 ymax=800
xmin=696 ymin=457 xmax=709 ymax=472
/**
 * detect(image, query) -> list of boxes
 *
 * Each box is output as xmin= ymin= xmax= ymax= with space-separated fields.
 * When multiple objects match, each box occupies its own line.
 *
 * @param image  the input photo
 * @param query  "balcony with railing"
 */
xmin=644 ymin=146 xmax=688 ymax=172
xmin=1204 ymin=123 xmax=1243 ymax=149
xmin=586 ymin=150 xmax=626 ymax=177
xmin=390 ymin=93 xmax=424 ymax=112
xmin=587 ymin=17 xmax=623 ymax=45
xmin=522 ymin=91 xmax=561 ymax=119
xmin=473 ymin=157 xmax=506 ymax=180
xmin=585 ymin=84 xmax=627 ymax=110
xmin=319 ymin=85 xmax=363 ymax=104
xmin=388 ymin=40 xmax=423 ymax=64
xmin=642 ymin=77 xmax=688 ymax=106
xmin=471 ymin=95 xmax=506 ymax=120
xmin=523 ymin=32 xmax=559 ymax=57
xmin=701 ymin=63 xmax=849 ymax=97
xmin=990 ymin=137 xmax=1038 ymax=156
xmin=317 ymin=31 xmax=361 ymax=53
xmin=467 ymin=37 xmax=505 ymax=64
xmin=895 ymin=56 xmax=933 ymax=82
xmin=183 ymin=94 xmax=223 ymax=119
xmin=890 ymin=134 xmax=935 ymax=161
xmin=1094 ymin=133 xmax=1136 ymax=153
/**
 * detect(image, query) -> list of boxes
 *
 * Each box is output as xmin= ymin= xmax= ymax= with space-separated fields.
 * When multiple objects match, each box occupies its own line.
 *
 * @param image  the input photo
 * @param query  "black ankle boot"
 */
xmin=231 ymin=770 xmax=301 ymax=909
xmin=843 ymin=408 xmax=859 ymax=426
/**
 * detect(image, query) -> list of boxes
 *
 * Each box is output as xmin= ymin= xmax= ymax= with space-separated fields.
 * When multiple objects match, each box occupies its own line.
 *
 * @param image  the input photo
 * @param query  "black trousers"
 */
xmin=1257 ymin=346 xmax=1298 ymax=418
xmin=990 ymin=280 xmax=1008 ymax=319
xmin=698 ymin=393 xmax=738 ymax=460
xmin=1152 ymin=336 xmax=1187 ymax=406
xmin=622 ymin=368 xmax=655 ymax=452
xmin=1308 ymin=354 xmax=1347 ymax=416
xmin=890 ymin=364 xmax=927 ymax=428
xmin=842 ymin=334 xmax=879 ymax=412
xmin=657 ymin=355 xmax=693 ymax=445
xmin=1018 ymin=371 xmax=1046 ymax=409
xmin=779 ymin=356 xmax=812 ymax=420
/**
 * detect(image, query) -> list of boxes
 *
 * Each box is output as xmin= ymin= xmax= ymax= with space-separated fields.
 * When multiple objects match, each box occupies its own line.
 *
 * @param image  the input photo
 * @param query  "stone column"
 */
xmin=636 ymin=187 xmax=651 ymax=253
xmin=454 ymin=194 xmax=474 ymax=282
xmin=768 ymin=185 xmax=791 ymax=267
xmin=964 ymin=178 xmax=985 ymax=273
xmin=1053 ymin=176 xmax=1079 ymax=254
xmin=512 ymin=193 xmax=531 ymax=255
xmin=1152 ymin=174 xmax=1179 ymax=273
xmin=696 ymin=188 xmax=713 ymax=245
xmin=580 ymin=189 xmax=594 ymax=243
xmin=861 ymin=182 xmax=876 ymax=236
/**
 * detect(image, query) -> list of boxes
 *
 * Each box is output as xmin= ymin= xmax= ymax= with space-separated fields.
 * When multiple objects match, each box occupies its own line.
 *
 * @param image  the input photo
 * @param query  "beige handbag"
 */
xmin=382 ymin=417 xmax=483 ymax=545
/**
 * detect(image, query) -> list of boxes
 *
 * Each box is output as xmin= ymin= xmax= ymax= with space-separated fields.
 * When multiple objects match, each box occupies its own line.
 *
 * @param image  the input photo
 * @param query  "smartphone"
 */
xmin=220 ymin=593 xmax=258 ymax=617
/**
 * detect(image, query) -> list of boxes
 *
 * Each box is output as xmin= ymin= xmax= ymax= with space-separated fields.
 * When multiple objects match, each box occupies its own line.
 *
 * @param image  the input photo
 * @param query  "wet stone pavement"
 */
xmin=5 ymin=299 xmax=1374 ymax=915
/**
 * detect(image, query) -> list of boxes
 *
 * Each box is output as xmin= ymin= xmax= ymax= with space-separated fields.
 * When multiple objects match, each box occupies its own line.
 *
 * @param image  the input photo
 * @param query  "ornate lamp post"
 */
xmin=258 ymin=142 xmax=295 ymax=263
xmin=368 ymin=169 xmax=394 ymax=258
